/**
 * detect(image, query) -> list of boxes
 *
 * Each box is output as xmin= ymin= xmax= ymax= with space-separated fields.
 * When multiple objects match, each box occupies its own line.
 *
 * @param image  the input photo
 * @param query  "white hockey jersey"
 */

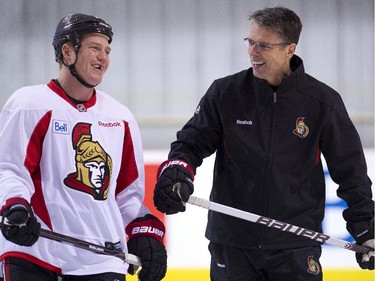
xmin=0 ymin=80 xmax=149 ymax=275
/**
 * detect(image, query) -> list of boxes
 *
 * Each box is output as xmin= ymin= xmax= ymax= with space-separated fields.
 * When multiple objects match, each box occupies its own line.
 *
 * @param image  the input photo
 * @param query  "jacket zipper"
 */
xmin=259 ymin=91 xmax=278 ymax=249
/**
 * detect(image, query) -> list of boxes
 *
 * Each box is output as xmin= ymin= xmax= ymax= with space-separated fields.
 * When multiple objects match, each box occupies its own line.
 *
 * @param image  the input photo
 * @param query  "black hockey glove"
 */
xmin=348 ymin=219 xmax=374 ymax=270
xmin=153 ymin=160 xmax=194 ymax=214
xmin=356 ymin=239 xmax=374 ymax=270
xmin=0 ymin=198 xmax=40 ymax=246
xmin=126 ymin=214 xmax=167 ymax=281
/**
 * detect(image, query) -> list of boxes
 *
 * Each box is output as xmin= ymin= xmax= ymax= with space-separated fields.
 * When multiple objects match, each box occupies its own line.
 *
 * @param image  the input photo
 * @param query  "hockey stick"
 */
xmin=0 ymin=221 xmax=142 ymax=267
xmin=181 ymin=193 xmax=370 ymax=254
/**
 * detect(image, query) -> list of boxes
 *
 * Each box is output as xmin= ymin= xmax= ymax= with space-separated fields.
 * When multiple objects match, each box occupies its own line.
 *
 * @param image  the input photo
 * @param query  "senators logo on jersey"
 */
xmin=64 ymin=122 xmax=112 ymax=200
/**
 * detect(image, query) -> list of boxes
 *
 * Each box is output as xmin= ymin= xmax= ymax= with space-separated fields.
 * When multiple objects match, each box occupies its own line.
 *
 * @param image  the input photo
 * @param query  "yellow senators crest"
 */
xmin=64 ymin=122 xmax=112 ymax=200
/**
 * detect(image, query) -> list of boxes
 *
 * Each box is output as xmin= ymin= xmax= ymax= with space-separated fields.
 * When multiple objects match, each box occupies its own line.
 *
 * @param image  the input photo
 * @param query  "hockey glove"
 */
xmin=153 ymin=160 xmax=194 ymax=214
xmin=0 ymin=198 xmax=40 ymax=246
xmin=349 ymin=219 xmax=374 ymax=270
xmin=126 ymin=214 xmax=167 ymax=281
xmin=356 ymin=239 xmax=375 ymax=270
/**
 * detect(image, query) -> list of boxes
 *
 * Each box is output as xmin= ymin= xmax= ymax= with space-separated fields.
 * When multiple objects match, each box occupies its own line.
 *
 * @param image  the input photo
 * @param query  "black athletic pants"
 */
xmin=2 ymin=257 xmax=126 ymax=281
xmin=209 ymin=242 xmax=323 ymax=281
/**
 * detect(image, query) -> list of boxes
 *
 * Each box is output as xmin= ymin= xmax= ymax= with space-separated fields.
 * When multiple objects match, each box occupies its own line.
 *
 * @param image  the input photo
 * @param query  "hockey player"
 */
xmin=153 ymin=6 xmax=374 ymax=281
xmin=0 ymin=13 xmax=167 ymax=281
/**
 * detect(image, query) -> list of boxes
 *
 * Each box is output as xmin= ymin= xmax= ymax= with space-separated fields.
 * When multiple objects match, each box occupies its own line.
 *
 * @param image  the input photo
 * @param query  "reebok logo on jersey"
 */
xmin=52 ymin=120 xmax=69 ymax=134
xmin=98 ymin=121 xmax=122 ymax=128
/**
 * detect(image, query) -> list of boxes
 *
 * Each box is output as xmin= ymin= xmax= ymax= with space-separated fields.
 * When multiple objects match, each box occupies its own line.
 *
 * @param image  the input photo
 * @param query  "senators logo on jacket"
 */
xmin=293 ymin=117 xmax=309 ymax=138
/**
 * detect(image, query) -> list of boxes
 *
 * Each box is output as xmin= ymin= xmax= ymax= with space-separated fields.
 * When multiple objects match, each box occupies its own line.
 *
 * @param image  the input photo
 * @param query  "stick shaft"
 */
xmin=187 ymin=196 xmax=370 ymax=254
xmin=0 ymin=222 xmax=142 ymax=266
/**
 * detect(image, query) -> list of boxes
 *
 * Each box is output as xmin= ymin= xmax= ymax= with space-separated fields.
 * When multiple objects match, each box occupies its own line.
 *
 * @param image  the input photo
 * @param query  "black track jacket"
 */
xmin=169 ymin=55 xmax=374 ymax=250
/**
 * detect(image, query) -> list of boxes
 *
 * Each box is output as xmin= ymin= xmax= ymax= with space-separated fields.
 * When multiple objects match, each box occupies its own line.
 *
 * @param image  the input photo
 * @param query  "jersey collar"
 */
xmin=47 ymin=80 xmax=97 ymax=112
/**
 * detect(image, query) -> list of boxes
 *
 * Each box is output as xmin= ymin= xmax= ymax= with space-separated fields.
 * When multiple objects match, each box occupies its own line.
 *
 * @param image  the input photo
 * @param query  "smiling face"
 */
xmin=73 ymin=33 xmax=111 ymax=86
xmin=247 ymin=23 xmax=296 ymax=86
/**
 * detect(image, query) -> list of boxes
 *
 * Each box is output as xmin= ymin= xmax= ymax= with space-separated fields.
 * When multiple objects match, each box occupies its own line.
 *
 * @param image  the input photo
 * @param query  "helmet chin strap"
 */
xmin=68 ymin=65 xmax=97 ymax=88
xmin=62 ymin=50 xmax=97 ymax=89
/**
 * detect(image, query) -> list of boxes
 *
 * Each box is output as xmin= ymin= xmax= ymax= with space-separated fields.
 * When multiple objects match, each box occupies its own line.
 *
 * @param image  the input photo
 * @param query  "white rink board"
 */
xmin=144 ymin=149 xmax=375 ymax=269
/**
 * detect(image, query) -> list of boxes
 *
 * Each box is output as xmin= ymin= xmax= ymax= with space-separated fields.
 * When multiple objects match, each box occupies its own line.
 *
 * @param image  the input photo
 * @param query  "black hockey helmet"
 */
xmin=53 ymin=13 xmax=113 ymax=63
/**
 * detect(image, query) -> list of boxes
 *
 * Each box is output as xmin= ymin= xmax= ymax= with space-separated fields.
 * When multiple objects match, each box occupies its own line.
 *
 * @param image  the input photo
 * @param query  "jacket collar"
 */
xmin=252 ymin=55 xmax=305 ymax=93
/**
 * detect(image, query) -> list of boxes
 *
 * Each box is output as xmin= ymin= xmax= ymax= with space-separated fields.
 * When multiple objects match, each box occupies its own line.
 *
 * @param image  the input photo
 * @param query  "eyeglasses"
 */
xmin=243 ymin=38 xmax=291 ymax=52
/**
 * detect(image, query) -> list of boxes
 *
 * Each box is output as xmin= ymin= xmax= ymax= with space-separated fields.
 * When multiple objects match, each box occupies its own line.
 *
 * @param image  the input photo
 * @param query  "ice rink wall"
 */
xmin=0 ymin=0 xmax=373 ymax=150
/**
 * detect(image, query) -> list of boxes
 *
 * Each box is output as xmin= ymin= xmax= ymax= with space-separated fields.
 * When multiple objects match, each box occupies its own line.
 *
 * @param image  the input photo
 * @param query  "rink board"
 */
xmin=127 ymin=269 xmax=374 ymax=281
